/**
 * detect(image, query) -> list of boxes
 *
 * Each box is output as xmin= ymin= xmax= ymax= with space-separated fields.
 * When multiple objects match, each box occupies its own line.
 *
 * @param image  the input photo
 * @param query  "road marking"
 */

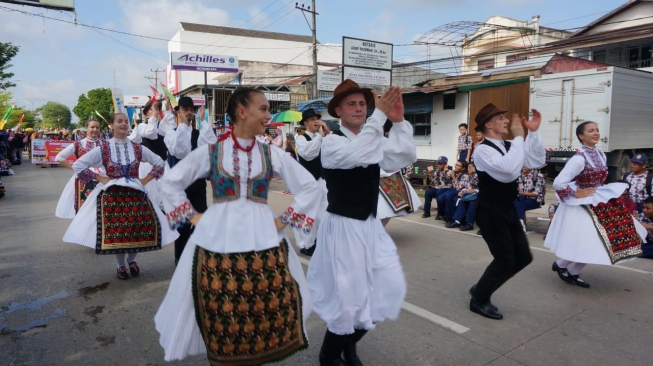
xmin=296 ymin=256 xmax=470 ymax=334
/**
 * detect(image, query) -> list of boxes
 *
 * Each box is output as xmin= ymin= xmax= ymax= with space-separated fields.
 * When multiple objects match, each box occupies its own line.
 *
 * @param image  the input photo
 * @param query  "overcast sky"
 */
xmin=0 ymin=0 xmax=629 ymax=120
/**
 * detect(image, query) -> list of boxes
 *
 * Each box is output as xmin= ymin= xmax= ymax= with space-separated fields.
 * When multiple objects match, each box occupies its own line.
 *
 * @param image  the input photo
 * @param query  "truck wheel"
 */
xmin=608 ymin=154 xmax=631 ymax=182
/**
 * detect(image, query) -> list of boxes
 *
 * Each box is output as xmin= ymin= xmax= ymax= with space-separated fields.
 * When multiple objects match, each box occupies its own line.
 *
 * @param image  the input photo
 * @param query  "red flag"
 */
xmin=17 ymin=113 xmax=24 ymax=126
xmin=149 ymin=85 xmax=164 ymax=119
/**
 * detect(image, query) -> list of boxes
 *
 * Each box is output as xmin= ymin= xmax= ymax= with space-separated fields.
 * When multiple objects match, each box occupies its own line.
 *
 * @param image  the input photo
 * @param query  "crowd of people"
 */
xmin=4 ymin=77 xmax=641 ymax=366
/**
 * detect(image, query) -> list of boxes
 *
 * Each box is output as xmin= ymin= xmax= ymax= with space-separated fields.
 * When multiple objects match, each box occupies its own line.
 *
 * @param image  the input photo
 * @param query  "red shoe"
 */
xmin=117 ymin=266 xmax=129 ymax=280
xmin=128 ymin=262 xmax=140 ymax=277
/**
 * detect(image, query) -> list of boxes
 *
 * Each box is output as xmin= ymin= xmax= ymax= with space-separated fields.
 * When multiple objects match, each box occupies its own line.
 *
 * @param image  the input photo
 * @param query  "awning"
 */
xmin=457 ymin=77 xmax=530 ymax=92
xmin=297 ymin=97 xmax=332 ymax=112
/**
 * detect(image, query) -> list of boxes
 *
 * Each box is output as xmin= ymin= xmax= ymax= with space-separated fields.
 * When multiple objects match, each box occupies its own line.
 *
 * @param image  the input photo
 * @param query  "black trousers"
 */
xmin=174 ymin=223 xmax=195 ymax=264
xmin=472 ymin=200 xmax=533 ymax=303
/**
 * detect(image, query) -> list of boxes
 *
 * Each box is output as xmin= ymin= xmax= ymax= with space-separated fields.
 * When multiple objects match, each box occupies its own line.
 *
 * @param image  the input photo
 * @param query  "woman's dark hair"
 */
xmin=143 ymin=100 xmax=162 ymax=116
xmin=110 ymin=113 xmax=127 ymax=124
xmin=576 ymin=121 xmax=597 ymax=143
xmin=226 ymin=87 xmax=264 ymax=123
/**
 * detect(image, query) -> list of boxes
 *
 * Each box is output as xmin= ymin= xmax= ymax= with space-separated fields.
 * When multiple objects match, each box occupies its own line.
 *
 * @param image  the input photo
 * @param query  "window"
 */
xmin=628 ymin=45 xmax=652 ymax=68
xmin=506 ymin=55 xmax=527 ymax=65
xmin=443 ymin=93 xmax=456 ymax=110
xmin=477 ymin=59 xmax=494 ymax=71
xmin=592 ymin=50 xmax=606 ymax=63
xmin=405 ymin=113 xmax=431 ymax=139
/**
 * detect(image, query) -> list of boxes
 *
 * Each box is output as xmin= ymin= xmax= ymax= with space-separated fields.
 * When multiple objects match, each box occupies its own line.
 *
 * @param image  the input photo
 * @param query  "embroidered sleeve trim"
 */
xmin=166 ymin=200 xmax=197 ymax=230
xmin=556 ymin=185 xmax=575 ymax=202
xmin=77 ymin=169 xmax=97 ymax=184
xmin=280 ymin=206 xmax=315 ymax=234
xmin=149 ymin=165 xmax=165 ymax=179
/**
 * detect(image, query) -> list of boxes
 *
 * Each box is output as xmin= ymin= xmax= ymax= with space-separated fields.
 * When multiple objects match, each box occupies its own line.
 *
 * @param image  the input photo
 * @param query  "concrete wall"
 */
xmin=415 ymin=92 xmax=469 ymax=160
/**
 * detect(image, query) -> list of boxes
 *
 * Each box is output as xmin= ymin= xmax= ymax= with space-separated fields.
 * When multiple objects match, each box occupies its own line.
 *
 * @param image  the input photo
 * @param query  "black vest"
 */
xmin=141 ymin=121 xmax=168 ymax=162
xmin=476 ymin=139 xmax=519 ymax=205
xmin=322 ymin=130 xmax=380 ymax=220
xmin=168 ymin=128 xmax=208 ymax=213
xmin=297 ymin=133 xmax=322 ymax=180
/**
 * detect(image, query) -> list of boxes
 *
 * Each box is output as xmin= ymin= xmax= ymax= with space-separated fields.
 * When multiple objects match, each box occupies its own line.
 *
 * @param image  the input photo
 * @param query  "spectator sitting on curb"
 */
xmin=421 ymin=156 xmax=453 ymax=219
xmin=638 ymin=196 xmax=653 ymax=259
xmin=623 ymin=153 xmax=652 ymax=213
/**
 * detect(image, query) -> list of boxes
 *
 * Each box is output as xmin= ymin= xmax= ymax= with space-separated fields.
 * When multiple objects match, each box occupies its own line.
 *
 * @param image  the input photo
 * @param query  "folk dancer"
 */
xmin=307 ymin=80 xmax=416 ymax=366
xmin=63 ymin=113 xmax=179 ymax=280
xmin=295 ymin=108 xmax=329 ymax=256
xmin=545 ymin=121 xmax=645 ymax=288
xmin=163 ymin=96 xmax=217 ymax=265
xmin=155 ymin=88 xmax=321 ymax=365
xmin=469 ymin=103 xmax=545 ymax=320
xmin=55 ymin=119 xmax=104 ymax=218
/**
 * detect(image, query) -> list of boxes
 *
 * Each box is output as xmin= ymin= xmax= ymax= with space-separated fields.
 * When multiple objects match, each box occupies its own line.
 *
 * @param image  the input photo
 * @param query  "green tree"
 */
xmin=0 ymin=42 xmax=20 ymax=90
xmin=73 ymin=88 xmax=113 ymax=129
xmin=38 ymin=101 xmax=72 ymax=129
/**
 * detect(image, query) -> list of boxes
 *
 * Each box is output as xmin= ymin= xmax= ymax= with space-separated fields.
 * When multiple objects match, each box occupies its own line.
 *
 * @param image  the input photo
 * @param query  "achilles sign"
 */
xmin=123 ymin=95 xmax=150 ymax=108
xmin=170 ymin=52 xmax=239 ymax=73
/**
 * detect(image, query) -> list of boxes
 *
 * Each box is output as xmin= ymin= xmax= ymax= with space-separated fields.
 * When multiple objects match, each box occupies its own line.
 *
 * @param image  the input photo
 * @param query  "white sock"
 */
xmin=556 ymin=259 xmax=572 ymax=268
xmin=567 ymin=263 xmax=587 ymax=276
xmin=127 ymin=253 xmax=137 ymax=264
xmin=114 ymin=254 xmax=126 ymax=268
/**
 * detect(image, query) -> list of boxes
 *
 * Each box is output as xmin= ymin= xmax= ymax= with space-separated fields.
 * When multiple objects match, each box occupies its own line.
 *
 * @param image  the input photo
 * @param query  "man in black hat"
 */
xmin=164 ymin=96 xmax=217 ymax=264
xmin=295 ymin=108 xmax=330 ymax=256
xmin=469 ymin=103 xmax=544 ymax=320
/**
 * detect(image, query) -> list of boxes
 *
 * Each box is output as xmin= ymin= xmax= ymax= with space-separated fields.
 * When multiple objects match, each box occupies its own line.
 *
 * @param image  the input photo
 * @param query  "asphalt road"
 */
xmin=1 ymin=159 xmax=652 ymax=366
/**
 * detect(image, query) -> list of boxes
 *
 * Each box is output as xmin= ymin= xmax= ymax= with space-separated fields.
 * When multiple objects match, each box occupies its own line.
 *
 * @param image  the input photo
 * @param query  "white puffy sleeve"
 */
xmin=140 ymin=117 xmax=159 ymax=140
xmin=321 ymin=109 xmax=386 ymax=169
xmin=160 ymin=147 xmax=211 ymax=229
xmin=128 ymin=125 xmax=142 ymax=144
xmin=296 ymin=134 xmax=322 ymax=161
xmin=523 ymin=131 xmax=546 ymax=169
xmin=197 ymin=122 xmax=218 ymax=148
xmin=164 ymin=124 xmax=192 ymax=159
xmin=55 ymin=143 xmax=75 ymax=162
xmin=140 ymin=146 xmax=166 ymax=179
xmin=73 ymin=146 xmax=103 ymax=184
xmin=380 ymin=120 xmax=416 ymax=172
xmin=271 ymin=145 xmax=321 ymax=241
xmin=553 ymin=155 xmax=585 ymax=202
xmin=157 ymin=111 xmax=177 ymax=137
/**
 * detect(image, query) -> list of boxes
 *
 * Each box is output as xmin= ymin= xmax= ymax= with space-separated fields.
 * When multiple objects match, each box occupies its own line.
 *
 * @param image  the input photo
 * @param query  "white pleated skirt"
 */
xmin=62 ymin=178 xmax=178 ymax=249
xmin=377 ymin=183 xmax=421 ymax=220
xmin=544 ymin=182 xmax=646 ymax=265
xmin=307 ymin=213 xmax=406 ymax=335
xmin=154 ymin=233 xmax=312 ymax=362
xmin=55 ymin=175 xmax=76 ymax=219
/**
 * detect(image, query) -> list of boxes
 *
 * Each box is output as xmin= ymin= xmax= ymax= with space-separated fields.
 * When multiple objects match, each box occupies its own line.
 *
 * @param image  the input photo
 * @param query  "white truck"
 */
xmin=530 ymin=66 xmax=653 ymax=181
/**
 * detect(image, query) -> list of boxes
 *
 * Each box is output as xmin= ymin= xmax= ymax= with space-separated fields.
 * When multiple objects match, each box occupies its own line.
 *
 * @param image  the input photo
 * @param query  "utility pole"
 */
xmin=150 ymin=69 xmax=164 ymax=91
xmin=295 ymin=1 xmax=318 ymax=99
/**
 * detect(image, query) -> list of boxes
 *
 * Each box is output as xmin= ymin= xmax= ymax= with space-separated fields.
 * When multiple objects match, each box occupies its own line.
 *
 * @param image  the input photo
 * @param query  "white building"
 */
xmin=461 ymin=15 xmax=571 ymax=74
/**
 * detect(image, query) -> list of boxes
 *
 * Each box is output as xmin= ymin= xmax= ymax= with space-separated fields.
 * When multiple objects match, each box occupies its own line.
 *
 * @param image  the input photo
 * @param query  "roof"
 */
xmin=572 ymin=0 xmax=647 ymax=37
xmin=180 ymin=22 xmax=315 ymax=44
xmin=531 ymin=22 xmax=653 ymax=52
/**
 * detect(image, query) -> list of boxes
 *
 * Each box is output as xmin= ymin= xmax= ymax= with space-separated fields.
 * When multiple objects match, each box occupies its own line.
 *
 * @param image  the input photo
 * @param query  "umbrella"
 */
xmin=269 ymin=110 xmax=302 ymax=123
xmin=79 ymin=127 xmax=87 ymax=132
xmin=25 ymin=128 xmax=33 ymax=132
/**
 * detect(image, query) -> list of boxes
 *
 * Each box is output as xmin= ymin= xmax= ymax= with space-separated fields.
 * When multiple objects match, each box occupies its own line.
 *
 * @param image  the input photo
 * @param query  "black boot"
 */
xmin=343 ymin=329 xmax=367 ymax=366
xmin=319 ymin=330 xmax=348 ymax=366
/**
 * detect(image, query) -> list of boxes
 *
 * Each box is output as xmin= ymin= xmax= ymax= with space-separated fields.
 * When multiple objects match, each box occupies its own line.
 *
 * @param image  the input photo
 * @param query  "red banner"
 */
xmin=31 ymin=139 xmax=75 ymax=165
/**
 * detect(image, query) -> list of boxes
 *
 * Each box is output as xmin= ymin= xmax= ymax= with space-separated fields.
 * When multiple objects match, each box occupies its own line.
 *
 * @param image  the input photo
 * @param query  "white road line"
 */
xmin=296 ymin=256 xmax=470 ymax=334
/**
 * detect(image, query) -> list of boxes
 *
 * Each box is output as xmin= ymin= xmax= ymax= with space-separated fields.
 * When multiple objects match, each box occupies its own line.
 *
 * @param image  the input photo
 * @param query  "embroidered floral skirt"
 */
xmin=191 ymin=240 xmax=307 ymax=365
xmin=96 ymin=185 xmax=161 ymax=254
xmin=75 ymin=177 xmax=97 ymax=213
xmin=584 ymin=198 xmax=643 ymax=264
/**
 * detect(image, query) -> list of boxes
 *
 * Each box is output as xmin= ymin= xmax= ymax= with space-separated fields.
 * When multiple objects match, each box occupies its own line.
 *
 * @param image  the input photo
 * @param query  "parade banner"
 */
xmin=31 ymin=139 xmax=75 ymax=165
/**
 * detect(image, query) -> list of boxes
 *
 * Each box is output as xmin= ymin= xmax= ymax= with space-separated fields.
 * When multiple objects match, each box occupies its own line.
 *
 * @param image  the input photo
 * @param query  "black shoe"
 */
xmin=434 ymin=215 xmax=443 ymax=221
xmin=468 ymin=285 xmax=498 ymax=311
xmin=476 ymin=230 xmax=482 ymax=236
xmin=470 ymin=298 xmax=503 ymax=320
xmin=569 ymin=274 xmax=590 ymax=288
xmin=460 ymin=223 xmax=474 ymax=231
xmin=421 ymin=212 xmax=431 ymax=218
xmin=443 ymin=216 xmax=451 ymax=223
xmin=343 ymin=329 xmax=366 ymax=366
xmin=300 ymin=244 xmax=316 ymax=257
xmin=552 ymin=262 xmax=573 ymax=283
xmin=445 ymin=221 xmax=461 ymax=229
xmin=319 ymin=352 xmax=348 ymax=366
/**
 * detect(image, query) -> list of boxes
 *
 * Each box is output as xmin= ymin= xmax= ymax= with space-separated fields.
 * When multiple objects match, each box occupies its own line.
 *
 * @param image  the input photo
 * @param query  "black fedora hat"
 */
xmin=175 ymin=96 xmax=195 ymax=111
xmin=300 ymin=108 xmax=321 ymax=125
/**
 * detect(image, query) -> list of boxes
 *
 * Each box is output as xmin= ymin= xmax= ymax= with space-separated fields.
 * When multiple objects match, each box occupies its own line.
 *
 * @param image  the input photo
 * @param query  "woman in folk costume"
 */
xmin=545 ymin=121 xmax=645 ymax=288
xmin=55 ymin=119 xmax=104 ymax=219
xmin=155 ymin=87 xmax=321 ymax=366
xmin=62 ymin=113 xmax=178 ymax=280
xmin=377 ymin=167 xmax=420 ymax=227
